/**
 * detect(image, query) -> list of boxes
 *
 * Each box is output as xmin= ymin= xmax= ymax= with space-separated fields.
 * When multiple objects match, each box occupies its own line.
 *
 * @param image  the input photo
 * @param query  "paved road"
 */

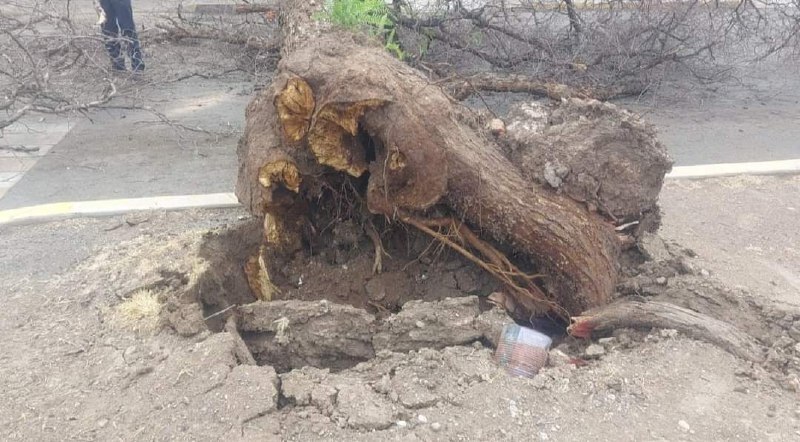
xmin=1 ymin=3 xmax=798 ymax=209
xmin=0 ymin=72 xmax=250 ymax=210
xmin=4 ymin=81 xmax=798 ymax=208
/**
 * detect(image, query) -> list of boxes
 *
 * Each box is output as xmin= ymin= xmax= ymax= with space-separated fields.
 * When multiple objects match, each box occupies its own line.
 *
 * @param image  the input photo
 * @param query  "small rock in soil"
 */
xmin=418 ymin=414 xmax=428 ymax=423
xmin=431 ymin=422 xmax=442 ymax=432
xmin=454 ymin=268 xmax=480 ymax=293
xmin=598 ymin=337 xmax=617 ymax=346
xmin=585 ymin=344 xmax=605 ymax=358
xmin=659 ymin=329 xmax=679 ymax=339
xmin=774 ymin=336 xmax=794 ymax=348
xmin=488 ymin=118 xmax=506 ymax=136
xmin=547 ymin=349 xmax=571 ymax=367
xmin=678 ymin=420 xmax=691 ymax=432
xmin=373 ymin=374 xmax=391 ymax=394
xmin=700 ymin=269 xmax=710 ymax=277
xmin=639 ymin=233 xmax=671 ymax=262
xmin=396 ymin=420 xmax=408 ymax=428
xmin=786 ymin=376 xmax=800 ymax=392
xmin=655 ymin=276 xmax=667 ymax=285
xmin=543 ymin=161 xmax=564 ymax=188
xmin=365 ymin=278 xmax=387 ymax=302
xmin=677 ymin=258 xmax=695 ymax=274
xmin=337 ymin=382 xmax=395 ymax=430
xmin=789 ymin=325 xmax=800 ymax=341
xmin=767 ymin=404 xmax=777 ymax=417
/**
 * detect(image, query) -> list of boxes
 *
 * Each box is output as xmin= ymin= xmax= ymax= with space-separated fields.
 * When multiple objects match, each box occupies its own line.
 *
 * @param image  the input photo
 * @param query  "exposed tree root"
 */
xmin=155 ymin=20 xmax=279 ymax=52
xmin=401 ymin=215 xmax=568 ymax=321
xmin=364 ymin=220 xmax=388 ymax=275
xmin=569 ymin=298 xmax=765 ymax=362
xmin=244 ymin=245 xmax=278 ymax=302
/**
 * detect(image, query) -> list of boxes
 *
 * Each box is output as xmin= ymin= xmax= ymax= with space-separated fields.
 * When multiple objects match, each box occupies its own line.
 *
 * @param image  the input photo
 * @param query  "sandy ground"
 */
xmin=1 ymin=3 xmax=800 ymax=441
xmin=1 ymin=181 xmax=800 ymax=440
xmin=660 ymin=175 xmax=800 ymax=309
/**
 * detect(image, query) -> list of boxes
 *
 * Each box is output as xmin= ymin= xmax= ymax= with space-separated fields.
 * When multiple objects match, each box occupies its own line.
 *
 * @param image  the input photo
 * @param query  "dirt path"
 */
xmin=660 ymin=175 xmax=800 ymax=308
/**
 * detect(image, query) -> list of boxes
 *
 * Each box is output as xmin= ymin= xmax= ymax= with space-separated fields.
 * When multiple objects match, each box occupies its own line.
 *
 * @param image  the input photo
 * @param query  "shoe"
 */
xmin=131 ymin=59 xmax=145 ymax=73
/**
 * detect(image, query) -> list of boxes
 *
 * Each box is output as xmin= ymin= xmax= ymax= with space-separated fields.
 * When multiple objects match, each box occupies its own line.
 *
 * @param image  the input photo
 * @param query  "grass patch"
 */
xmin=111 ymin=289 xmax=162 ymax=333
xmin=316 ymin=0 xmax=405 ymax=59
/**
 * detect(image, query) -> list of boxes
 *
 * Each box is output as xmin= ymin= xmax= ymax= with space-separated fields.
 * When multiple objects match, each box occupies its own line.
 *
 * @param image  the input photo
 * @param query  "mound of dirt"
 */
xmin=503 ymin=99 xmax=673 ymax=230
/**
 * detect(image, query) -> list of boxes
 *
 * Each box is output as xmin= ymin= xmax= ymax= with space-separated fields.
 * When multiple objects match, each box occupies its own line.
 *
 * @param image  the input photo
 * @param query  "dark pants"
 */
xmin=99 ymin=0 xmax=144 ymax=71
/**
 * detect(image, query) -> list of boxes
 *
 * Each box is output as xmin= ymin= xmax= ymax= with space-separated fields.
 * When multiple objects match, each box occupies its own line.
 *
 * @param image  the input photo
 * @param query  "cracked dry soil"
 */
xmin=2 ymin=208 xmax=800 ymax=441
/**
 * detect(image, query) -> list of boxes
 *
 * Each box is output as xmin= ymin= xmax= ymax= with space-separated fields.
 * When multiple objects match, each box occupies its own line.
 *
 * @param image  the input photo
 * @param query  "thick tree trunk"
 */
xmin=236 ymin=1 xmax=667 ymax=318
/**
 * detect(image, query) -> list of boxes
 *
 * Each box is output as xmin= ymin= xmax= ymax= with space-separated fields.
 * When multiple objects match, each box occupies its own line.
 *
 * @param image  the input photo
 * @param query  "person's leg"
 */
xmin=98 ymin=0 xmax=125 ymax=71
xmin=112 ymin=0 xmax=145 ymax=71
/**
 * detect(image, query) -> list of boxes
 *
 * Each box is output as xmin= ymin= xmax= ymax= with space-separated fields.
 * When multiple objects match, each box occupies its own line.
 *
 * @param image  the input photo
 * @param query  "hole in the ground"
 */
xmin=185 ymin=218 xmax=510 ymax=373
xmin=181 ymin=125 xmax=559 ymax=373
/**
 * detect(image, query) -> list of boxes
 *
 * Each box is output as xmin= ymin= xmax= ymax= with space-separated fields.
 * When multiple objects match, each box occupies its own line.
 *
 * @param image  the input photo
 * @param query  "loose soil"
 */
xmin=2 ymin=203 xmax=800 ymax=441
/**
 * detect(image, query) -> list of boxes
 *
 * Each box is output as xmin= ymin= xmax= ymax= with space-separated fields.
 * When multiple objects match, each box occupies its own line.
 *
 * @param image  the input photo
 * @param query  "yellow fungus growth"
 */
xmin=275 ymin=77 xmax=315 ymax=143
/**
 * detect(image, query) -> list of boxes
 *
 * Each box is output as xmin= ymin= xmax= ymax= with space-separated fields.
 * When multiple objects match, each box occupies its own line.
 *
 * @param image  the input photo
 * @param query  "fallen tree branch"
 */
xmin=0 ymin=145 xmax=40 ymax=153
xmin=444 ymin=72 xmax=646 ymax=101
xmin=155 ymin=20 xmax=279 ymax=52
xmin=0 ymin=104 xmax=32 ymax=130
xmin=235 ymin=4 xmax=278 ymax=15
xmin=569 ymin=298 xmax=765 ymax=362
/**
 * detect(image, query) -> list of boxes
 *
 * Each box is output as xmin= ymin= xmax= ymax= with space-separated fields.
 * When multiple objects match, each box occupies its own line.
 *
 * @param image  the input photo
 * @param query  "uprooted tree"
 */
xmin=231 ymin=1 xmax=773 ymax=364
xmin=236 ymin=0 xmax=673 ymax=323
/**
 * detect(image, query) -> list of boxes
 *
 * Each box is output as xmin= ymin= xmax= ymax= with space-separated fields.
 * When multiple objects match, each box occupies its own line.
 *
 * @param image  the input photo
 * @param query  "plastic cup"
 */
xmin=494 ymin=323 xmax=553 ymax=378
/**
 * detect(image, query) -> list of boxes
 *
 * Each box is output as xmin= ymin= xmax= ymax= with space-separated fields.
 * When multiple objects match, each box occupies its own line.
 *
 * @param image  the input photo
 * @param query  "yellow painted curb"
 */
xmin=0 ymin=193 xmax=240 ymax=226
xmin=1 ymin=159 xmax=798 ymax=226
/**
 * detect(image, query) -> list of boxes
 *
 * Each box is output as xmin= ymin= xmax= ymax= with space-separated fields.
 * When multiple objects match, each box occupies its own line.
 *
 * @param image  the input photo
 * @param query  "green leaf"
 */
xmin=317 ymin=0 xmax=404 ymax=60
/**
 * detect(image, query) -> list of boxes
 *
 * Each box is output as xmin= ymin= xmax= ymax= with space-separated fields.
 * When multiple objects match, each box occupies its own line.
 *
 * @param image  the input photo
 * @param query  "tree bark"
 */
xmin=444 ymin=72 xmax=645 ymax=101
xmin=236 ymin=1 xmax=668 ymax=318
xmin=235 ymin=4 xmax=278 ymax=15
xmin=569 ymin=298 xmax=765 ymax=362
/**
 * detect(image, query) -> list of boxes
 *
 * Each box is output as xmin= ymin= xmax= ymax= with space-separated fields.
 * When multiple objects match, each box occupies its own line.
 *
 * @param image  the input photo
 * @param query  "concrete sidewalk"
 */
xmin=0 ymin=118 xmax=74 ymax=200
